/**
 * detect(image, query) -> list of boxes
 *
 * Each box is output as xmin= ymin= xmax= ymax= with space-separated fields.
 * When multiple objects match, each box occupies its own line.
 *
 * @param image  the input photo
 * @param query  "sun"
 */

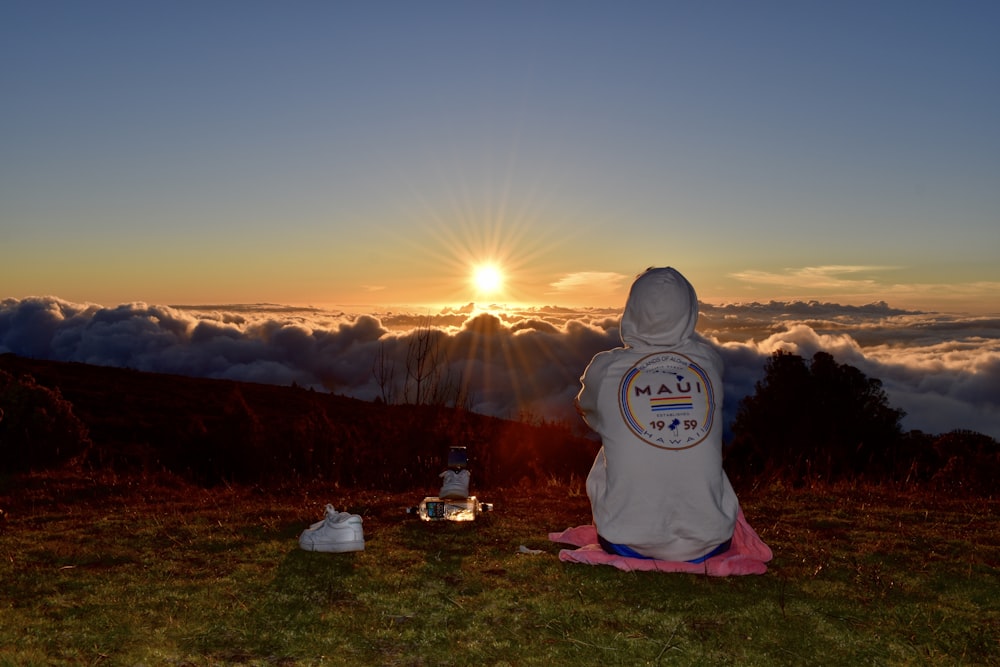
xmin=472 ymin=263 xmax=504 ymax=295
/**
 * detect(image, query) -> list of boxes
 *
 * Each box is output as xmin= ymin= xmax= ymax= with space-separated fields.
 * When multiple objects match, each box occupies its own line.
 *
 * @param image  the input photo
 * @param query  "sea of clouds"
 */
xmin=2 ymin=296 xmax=998 ymax=440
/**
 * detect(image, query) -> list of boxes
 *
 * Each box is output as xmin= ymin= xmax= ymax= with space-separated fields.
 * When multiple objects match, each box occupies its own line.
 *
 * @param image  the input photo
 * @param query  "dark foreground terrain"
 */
xmin=0 ymin=469 xmax=998 ymax=665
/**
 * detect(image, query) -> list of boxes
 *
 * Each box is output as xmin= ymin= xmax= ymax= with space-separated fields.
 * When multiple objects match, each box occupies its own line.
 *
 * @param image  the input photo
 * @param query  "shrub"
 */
xmin=0 ymin=369 xmax=92 ymax=471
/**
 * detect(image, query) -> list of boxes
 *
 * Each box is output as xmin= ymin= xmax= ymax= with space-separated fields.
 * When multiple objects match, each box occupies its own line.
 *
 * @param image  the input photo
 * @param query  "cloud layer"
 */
xmin=2 ymin=296 xmax=998 ymax=440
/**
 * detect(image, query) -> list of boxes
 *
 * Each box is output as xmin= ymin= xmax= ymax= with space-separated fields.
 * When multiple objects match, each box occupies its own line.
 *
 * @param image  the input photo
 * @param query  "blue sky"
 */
xmin=2 ymin=1 xmax=999 ymax=312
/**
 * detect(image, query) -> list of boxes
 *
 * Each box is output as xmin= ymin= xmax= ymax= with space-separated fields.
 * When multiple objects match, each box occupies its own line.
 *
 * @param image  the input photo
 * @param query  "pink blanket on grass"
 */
xmin=548 ymin=508 xmax=773 ymax=576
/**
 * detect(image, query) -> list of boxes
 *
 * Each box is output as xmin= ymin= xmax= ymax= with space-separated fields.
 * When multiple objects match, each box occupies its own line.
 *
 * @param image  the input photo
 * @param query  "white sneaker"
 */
xmin=439 ymin=469 xmax=470 ymax=499
xmin=299 ymin=504 xmax=365 ymax=553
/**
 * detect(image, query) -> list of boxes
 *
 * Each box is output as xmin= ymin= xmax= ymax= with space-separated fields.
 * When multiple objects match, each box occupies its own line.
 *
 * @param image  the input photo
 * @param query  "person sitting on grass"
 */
xmin=576 ymin=267 xmax=738 ymax=563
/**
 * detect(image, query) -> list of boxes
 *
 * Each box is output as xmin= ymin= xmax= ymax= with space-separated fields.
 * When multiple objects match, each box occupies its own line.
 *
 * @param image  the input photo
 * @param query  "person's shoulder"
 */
xmin=693 ymin=335 xmax=723 ymax=360
xmin=583 ymin=347 xmax=625 ymax=374
xmin=590 ymin=345 xmax=629 ymax=360
xmin=680 ymin=336 xmax=724 ymax=371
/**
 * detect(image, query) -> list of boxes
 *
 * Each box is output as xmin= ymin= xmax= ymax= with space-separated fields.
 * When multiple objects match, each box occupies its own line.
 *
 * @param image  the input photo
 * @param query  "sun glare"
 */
xmin=472 ymin=263 xmax=504 ymax=295
xmin=399 ymin=170 xmax=568 ymax=307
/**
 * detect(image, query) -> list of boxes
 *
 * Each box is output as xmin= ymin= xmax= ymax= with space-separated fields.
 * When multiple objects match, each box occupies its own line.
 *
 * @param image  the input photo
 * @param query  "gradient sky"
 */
xmin=3 ymin=1 xmax=999 ymax=313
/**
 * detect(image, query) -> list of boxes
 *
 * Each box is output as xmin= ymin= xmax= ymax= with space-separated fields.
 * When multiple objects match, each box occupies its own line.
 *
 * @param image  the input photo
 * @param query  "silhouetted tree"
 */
xmin=403 ymin=320 xmax=466 ymax=408
xmin=727 ymin=350 xmax=905 ymax=485
xmin=405 ymin=321 xmax=442 ymax=405
xmin=0 ymin=370 xmax=91 ymax=471
xmin=371 ymin=341 xmax=398 ymax=405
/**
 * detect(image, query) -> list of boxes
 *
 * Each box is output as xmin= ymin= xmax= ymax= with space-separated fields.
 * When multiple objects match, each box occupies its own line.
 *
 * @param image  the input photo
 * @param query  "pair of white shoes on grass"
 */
xmin=298 ymin=504 xmax=365 ymax=553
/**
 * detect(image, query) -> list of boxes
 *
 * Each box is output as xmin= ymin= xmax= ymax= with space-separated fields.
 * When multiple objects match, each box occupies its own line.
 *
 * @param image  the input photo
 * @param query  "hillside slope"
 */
xmin=0 ymin=354 xmax=598 ymax=489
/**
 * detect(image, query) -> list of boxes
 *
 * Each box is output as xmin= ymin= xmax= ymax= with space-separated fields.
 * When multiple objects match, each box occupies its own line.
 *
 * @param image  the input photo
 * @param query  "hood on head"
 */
xmin=620 ymin=267 xmax=699 ymax=348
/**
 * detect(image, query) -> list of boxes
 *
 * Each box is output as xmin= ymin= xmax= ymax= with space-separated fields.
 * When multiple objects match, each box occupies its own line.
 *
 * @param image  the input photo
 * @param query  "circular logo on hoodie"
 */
xmin=618 ymin=352 xmax=715 ymax=450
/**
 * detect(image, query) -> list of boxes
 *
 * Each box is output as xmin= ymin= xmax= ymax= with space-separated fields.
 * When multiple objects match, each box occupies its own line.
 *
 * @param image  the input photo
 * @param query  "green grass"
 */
xmin=1 ymin=471 xmax=997 ymax=666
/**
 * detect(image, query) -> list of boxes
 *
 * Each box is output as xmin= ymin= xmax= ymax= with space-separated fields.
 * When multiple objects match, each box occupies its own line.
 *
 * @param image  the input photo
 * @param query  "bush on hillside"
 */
xmin=0 ymin=370 xmax=92 ymax=471
xmin=926 ymin=430 xmax=1000 ymax=496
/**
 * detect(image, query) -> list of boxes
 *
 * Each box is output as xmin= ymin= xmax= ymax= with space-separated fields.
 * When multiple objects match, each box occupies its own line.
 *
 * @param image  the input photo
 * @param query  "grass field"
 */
xmin=1 ymin=470 xmax=997 ymax=666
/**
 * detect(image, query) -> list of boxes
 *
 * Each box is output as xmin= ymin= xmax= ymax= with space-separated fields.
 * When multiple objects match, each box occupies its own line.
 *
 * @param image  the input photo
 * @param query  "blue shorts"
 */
xmin=598 ymin=535 xmax=733 ymax=564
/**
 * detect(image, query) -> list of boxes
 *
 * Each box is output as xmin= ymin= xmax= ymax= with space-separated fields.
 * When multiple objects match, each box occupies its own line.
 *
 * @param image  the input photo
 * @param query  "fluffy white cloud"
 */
xmin=1 ymin=296 xmax=997 ymax=439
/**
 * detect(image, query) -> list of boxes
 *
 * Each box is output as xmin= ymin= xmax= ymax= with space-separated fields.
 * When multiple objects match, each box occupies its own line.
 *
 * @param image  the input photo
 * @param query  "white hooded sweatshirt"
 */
xmin=577 ymin=267 xmax=738 ymax=561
